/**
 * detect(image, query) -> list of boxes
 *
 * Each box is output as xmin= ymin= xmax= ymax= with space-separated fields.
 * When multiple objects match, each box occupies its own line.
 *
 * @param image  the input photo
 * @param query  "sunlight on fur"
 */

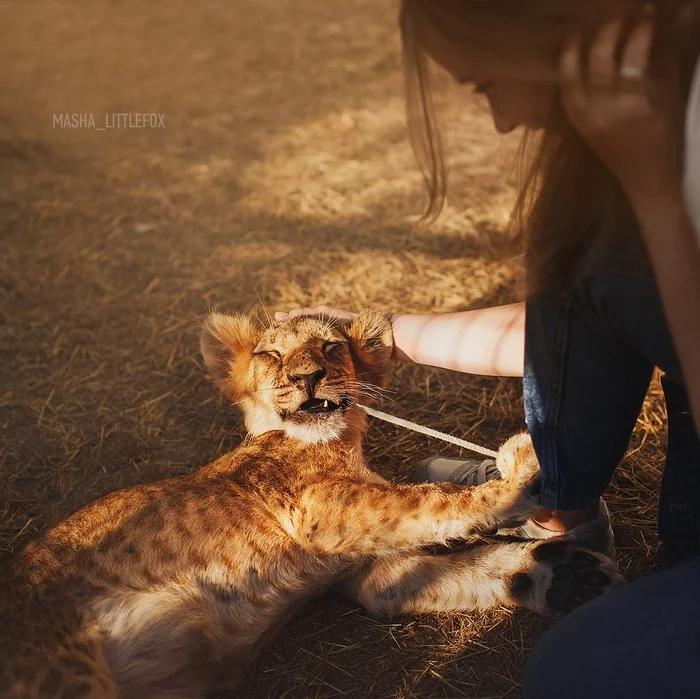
xmin=0 ymin=312 xmax=620 ymax=698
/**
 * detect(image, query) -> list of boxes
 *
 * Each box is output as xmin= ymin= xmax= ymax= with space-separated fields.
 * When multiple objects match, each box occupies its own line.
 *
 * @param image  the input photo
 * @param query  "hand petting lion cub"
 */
xmin=0 ymin=312 xmax=620 ymax=699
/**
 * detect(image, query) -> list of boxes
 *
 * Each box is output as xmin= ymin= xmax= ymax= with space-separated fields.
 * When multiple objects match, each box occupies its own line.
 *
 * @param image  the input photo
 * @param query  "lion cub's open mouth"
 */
xmin=297 ymin=397 xmax=348 ymax=414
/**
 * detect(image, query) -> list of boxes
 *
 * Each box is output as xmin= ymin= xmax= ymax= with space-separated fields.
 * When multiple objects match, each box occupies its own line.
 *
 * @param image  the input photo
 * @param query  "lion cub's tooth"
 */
xmin=323 ymin=400 xmax=329 ymax=409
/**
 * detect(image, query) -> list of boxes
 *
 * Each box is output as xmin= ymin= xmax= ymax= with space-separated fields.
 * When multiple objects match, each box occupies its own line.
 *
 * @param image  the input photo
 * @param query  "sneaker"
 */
xmin=413 ymin=456 xmax=500 ymax=486
xmin=413 ymin=456 xmax=615 ymax=557
xmin=500 ymin=499 xmax=616 ymax=558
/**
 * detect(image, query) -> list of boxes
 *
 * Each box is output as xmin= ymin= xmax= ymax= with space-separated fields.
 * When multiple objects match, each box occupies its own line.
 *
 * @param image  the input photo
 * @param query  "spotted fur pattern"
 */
xmin=0 ymin=312 xmax=620 ymax=698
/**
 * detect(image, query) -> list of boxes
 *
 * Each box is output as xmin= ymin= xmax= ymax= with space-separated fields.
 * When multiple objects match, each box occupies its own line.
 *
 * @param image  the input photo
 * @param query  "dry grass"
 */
xmin=0 ymin=1 xmax=669 ymax=696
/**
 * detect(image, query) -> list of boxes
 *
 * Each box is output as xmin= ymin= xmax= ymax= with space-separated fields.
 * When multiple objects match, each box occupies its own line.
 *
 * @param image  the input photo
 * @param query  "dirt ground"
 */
xmin=0 ymin=1 xmax=670 ymax=697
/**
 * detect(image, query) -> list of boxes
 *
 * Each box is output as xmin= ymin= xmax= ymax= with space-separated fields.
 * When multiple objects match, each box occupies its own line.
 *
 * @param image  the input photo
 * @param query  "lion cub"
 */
xmin=0 ymin=312 xmax=619 ymax=699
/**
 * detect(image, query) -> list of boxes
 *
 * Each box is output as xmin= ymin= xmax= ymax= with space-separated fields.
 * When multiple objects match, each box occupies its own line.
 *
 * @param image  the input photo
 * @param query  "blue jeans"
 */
xmin=523 ymin=555 xmax=700 ymax=698
xmin=523 ymin=236 xmax=700 ymax=552
xmin=522 ymin=236 xmax=700 ymax=697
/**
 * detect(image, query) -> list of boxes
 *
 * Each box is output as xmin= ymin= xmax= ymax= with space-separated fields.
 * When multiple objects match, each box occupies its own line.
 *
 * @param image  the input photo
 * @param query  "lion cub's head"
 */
xmin=200 ymin=312 xmax=393 ymax=444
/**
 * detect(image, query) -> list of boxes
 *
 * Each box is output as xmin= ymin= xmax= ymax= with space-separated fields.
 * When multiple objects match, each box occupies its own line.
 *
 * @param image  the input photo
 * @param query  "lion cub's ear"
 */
xmin=343 ymin=312 xmax=394 ymax=388
xmin=200 ymin=313 xmax=260 ymax=399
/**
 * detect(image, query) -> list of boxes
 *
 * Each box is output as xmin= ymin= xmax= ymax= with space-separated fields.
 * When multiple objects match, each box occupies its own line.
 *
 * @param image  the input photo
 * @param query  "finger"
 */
xmin=559 ymin=35 xmax=587 ymax=113
xmin=291 ymin=308 xmax=312 ymax=317
xmin=275 ymin=306 xmax=355 ymax=322
xmin=619 ymin=19 xmax=655 ymax=85
xmin=284 ymin=307 xmax=325 ymax=319
xmin=275 ymin=308 xmax=307 ymax=320
xmin=588 ymin=17 xmax=625 ymax=91
xmin=311 ymin=305 xmax=342 ymax=318
xmin=309 ymin=306 xmax=331 ymax=318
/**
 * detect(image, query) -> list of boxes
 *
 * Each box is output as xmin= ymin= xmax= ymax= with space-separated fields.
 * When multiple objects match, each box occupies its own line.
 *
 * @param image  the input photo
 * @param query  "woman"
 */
xmin=278 ymin=2 xmax=700 ymax=695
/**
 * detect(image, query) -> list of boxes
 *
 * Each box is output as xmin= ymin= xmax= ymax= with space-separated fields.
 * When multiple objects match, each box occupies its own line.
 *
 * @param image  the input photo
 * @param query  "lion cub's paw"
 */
xmin=510 ymin=539 xmax=622 ymax=617
xmin=495 ymin=432 xmax=540 ymax=488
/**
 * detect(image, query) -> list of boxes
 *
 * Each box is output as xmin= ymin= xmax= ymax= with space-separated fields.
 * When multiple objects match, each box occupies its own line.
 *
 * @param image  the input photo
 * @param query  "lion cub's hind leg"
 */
xmin=0 ymin=621 xmax=119 ymax=699
xmin=345 ymin=540 xmax=621 ymax=617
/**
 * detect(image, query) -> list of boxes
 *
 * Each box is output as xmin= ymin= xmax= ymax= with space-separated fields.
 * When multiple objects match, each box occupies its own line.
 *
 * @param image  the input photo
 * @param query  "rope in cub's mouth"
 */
xmin=352 ymin=404 xmax=499 ymax=460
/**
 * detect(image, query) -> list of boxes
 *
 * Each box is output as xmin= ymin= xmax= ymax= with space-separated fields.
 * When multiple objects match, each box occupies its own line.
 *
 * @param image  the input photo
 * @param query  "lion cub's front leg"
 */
xmin=291 ymin=433 xmax=539 ymax=556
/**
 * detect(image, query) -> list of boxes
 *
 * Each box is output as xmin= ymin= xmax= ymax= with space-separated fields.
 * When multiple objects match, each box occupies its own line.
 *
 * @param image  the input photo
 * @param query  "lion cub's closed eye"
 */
xmin=0 ymin=311 xmax=619 ymax=699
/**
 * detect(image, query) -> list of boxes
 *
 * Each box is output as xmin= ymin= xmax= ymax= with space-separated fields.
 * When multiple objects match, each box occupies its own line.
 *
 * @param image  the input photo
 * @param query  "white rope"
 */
xmin=354 ymin=404 xmax=499 ymax=459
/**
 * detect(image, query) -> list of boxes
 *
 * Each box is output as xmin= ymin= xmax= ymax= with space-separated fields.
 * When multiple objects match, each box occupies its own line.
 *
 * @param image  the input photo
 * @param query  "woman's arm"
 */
xmin=390 ymin=303 xmax=524 ymax=376
xmin=629 ymin=190 xmax=700 ymax=434
xmin=275 ymin=303 xmax=525 ymax=377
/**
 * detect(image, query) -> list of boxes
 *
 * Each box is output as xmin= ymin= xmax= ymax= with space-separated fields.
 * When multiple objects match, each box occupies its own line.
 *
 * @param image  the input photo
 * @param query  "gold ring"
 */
xmin=619 ymin=64 xmax=645 ymax=80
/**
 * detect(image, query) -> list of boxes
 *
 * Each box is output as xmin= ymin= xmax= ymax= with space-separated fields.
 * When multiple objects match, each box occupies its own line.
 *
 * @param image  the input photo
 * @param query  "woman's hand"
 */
xmin=274 ymin=305 xmax=357 ymax=322
xmin=559 ymin=10 xmax=683 ymax=206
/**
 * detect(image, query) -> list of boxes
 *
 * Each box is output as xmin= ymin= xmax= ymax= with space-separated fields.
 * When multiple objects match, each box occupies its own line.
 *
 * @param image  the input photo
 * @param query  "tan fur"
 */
xmin=0 ymin=312 xmax=620 ymax=698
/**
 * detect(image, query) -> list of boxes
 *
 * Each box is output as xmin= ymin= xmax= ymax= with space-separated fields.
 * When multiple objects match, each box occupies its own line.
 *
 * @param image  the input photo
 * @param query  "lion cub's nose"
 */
xmin=288 ymin=367 xmax=326 ymax=396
